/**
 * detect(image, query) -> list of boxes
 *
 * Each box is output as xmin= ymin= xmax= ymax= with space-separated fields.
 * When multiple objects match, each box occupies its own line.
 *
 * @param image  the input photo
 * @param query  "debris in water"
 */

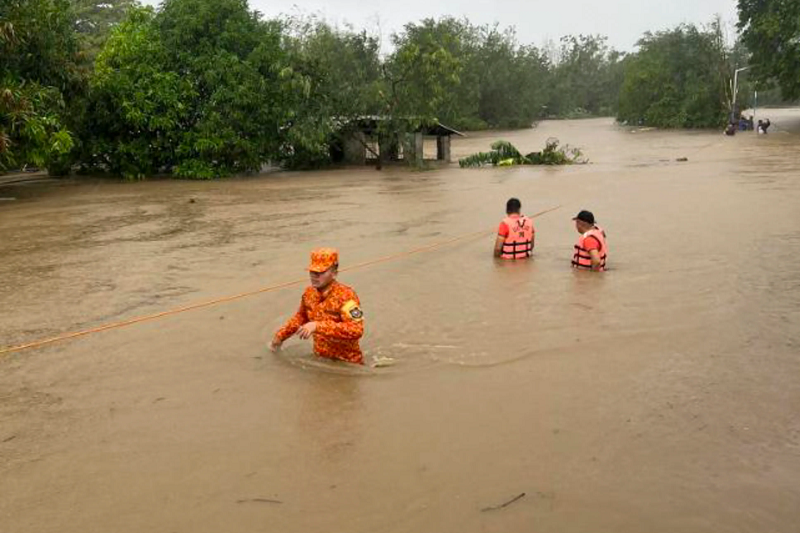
xmin=3 ymin=435 xmax=17 ymax=443
xmin=459 ymin=139 xmax=584 ymax=167
xmin=236 ymin=498 xmax=282 ymax=504
xmin=676 ymin=157 xmax=688 ymax=162
xmin=481 ymin=492 xmax=526 ymax=512
xmin=0 ymin=197 xmax=17 ymax=201
xmin=371 ymin=356 xmax=396 ymax=368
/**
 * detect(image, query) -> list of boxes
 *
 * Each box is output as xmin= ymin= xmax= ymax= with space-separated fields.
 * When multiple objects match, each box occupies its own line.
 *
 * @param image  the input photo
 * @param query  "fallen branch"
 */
xmin=481 ymin=492 xmax=526 ymax=512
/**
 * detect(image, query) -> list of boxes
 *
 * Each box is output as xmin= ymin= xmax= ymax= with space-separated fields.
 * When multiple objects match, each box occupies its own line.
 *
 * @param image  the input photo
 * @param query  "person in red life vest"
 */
xmin=493 ymin=197 xmax=535 ymax=259
xmin=270 ymin=248 xmax=365 ymax=364
xmin=572 ymin=210 xmax=608 ymax=272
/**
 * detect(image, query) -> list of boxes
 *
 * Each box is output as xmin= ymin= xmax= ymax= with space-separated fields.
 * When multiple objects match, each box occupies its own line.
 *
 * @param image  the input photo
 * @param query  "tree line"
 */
xmin=1 ymin=0 xmax=798 ymax=178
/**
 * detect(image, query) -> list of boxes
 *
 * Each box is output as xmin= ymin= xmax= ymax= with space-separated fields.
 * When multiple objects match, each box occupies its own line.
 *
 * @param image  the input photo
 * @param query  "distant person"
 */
xmin=494 ymin=197 xmax=535 ymax=259
xmin=572 ymin=210 xmax=608 ymax=272
xmin=724 ymin=123 xmax=736 ymax=136
xmin=270 ymin=248 xmax=365 ymax=364
xmin=757 ymin=118 xmax=771 ymax=134
xmin=738 ymin=115 xmax=752 ymax=131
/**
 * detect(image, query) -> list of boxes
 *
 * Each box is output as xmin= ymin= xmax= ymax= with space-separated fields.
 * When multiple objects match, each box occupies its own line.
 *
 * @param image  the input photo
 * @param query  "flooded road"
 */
xmin=2 ymin=111 xmax=800 ymax=532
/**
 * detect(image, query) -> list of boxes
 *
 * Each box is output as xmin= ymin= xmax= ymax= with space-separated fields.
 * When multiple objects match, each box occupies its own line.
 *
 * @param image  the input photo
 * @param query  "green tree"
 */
xmin=82 ymin=0 xmax=299 ymax=178
xmin=72 ymin=0 xmax=139 ymax=60
xmin=281 ymin=18 xmax=383 ymax=167
xmin=546 ymin=35 xmax=624 ymax=117
xmin=366 ymin=18 xmax=466 ymax=165
xmin=81 ymin=6 xmax=195 ymax=177
xmin=738 ymin=0 xmax=800 ymax=100
xmin=618 ymin=23 xmax=730 ymax=128
xmin=471 ymin=26 xmax=549 ymax=127
xmin=0 ymin=0 xmax=82 ymax=173
xmin=385 ymin=18 xmax=466 ymax=124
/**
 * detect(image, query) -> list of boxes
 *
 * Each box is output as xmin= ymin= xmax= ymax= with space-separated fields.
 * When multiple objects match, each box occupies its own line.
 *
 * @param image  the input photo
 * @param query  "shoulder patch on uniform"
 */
xmin=341 ymin=300 xmax=363 ymax=321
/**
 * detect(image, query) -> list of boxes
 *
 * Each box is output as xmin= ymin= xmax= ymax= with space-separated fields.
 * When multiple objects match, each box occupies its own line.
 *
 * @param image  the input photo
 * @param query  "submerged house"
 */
xmin=331 ymin=116 xmax=465 ymax=166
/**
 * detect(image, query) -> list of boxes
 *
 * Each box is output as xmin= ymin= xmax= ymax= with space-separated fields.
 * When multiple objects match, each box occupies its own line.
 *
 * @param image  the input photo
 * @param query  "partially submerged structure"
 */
xmin=331 ymin=116 xmax=465 ymax=166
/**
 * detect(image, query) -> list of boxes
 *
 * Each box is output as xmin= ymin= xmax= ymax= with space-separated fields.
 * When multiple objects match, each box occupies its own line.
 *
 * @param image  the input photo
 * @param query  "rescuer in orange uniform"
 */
xmin=571 ymin=210 xmax=608 ymax=272
xmin=270 ymin=248 xmax=365 ymax=364
xmin=494 ymin=197 xmax=535 ymax=259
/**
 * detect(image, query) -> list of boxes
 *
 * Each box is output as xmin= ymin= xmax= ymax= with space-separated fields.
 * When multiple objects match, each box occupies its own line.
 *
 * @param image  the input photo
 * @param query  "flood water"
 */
xmin=2 ymin=111 xmax=800 ymax=532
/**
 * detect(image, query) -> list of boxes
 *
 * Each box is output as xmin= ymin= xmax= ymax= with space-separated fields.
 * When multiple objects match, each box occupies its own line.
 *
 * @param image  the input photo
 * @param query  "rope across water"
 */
xmin=0 ymin=205 xmax=563 ymax=356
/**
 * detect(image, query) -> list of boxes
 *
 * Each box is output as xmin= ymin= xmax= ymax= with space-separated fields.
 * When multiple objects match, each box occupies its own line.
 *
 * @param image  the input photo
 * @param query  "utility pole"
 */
xmin=754 ymin=89 xmax=758 ymax=125
xmin=733 ymin=66 xmax=751 ymax=106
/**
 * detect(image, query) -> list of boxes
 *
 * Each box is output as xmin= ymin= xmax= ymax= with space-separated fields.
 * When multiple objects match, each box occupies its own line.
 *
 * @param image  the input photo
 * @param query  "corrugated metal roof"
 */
xmin=335 ymin=116 xmax=466 ymax=137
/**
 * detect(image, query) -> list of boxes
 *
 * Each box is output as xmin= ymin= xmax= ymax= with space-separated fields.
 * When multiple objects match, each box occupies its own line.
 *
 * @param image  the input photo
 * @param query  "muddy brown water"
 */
xmin=2 ymin=112 xmax=800 ymax=532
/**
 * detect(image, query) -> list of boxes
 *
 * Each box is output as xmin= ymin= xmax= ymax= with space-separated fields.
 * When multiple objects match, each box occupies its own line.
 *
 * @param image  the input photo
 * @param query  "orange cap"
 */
xmin=308 ymin=247 xmax=339 ymax=273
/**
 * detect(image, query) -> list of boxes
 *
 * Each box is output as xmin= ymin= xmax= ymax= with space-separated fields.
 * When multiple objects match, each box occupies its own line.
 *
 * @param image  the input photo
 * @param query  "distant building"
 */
xmin=331 ymin=116 xmax=465 ymax=166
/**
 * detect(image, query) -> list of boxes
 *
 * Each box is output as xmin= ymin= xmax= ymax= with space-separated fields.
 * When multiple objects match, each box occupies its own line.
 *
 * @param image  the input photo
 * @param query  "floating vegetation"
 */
xmin=459 ymin=138 xmax=585 ymax=168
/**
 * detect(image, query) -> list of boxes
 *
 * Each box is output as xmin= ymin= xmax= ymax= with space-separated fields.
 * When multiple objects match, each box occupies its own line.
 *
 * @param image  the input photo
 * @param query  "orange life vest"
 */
xmin=572 ymin=226 xmax=607 ymax=271
xmin=500 ymin=215 xmax=534 ymax=260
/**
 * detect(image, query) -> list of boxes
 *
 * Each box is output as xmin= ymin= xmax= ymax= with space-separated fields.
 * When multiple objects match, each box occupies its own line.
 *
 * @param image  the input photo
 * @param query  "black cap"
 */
xmin=573 ymin=210 xmax=595 ymax=224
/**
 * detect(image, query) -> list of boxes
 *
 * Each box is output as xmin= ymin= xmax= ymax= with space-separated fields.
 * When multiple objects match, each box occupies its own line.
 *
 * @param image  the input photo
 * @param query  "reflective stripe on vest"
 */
xmin=572 ymin=226 xmax=607 ymax=270
xmin=500 ymin=215 xmax=534 ymax=260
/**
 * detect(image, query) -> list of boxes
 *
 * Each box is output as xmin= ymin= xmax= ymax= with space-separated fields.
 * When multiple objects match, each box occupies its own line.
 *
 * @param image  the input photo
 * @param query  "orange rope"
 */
xmin=0 ymin=205 xmax=562 ymax=356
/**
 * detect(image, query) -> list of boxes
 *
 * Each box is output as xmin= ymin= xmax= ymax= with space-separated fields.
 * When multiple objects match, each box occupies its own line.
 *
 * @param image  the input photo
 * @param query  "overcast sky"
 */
xmin=140 ymin=0 xmax=739 ymax=52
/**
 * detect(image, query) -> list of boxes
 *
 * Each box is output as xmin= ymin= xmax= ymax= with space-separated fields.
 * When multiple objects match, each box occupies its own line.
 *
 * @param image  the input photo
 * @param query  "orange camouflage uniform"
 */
xmin=274 ymin=281 xmax=364 ymax=364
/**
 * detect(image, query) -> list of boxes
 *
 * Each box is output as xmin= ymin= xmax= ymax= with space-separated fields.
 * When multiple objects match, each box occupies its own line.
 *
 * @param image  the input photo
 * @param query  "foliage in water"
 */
xmin=458 ymin=139 xmax=584 ymax=168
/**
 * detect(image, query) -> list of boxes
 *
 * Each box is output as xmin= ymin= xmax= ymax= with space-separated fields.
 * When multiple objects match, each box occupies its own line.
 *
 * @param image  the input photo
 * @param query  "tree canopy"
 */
xmin=738 ymin=0 xmax=800 ymax=100
xmin=81 ymin=0 xmax=298 ymax=178
xmin=617 ymin=23 xmax=730 ymax=128
xmin=72 ymin=0 xmax=138 ymax=60
xmin=1 ymin=0 xmax=82 ymax=172
xmin=548 ymin=35 xmax=625 ymax=118
xmin=6 ymin=0 xmax=792 ymax=178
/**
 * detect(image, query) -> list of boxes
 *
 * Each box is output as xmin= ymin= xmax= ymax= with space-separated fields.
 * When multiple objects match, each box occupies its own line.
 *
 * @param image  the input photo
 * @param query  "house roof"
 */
xmin=337 ymin=116 xmax=466 ymax=137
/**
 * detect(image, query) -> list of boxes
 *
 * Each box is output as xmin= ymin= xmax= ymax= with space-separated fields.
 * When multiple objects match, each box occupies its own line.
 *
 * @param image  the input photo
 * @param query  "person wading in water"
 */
xmin=571 ymin=210 xmax=608 ymax=272
xmin=270 ymin=248 xmax=365 ymax=364
xmin=494 ymin=197 xmax=535 ymax=259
